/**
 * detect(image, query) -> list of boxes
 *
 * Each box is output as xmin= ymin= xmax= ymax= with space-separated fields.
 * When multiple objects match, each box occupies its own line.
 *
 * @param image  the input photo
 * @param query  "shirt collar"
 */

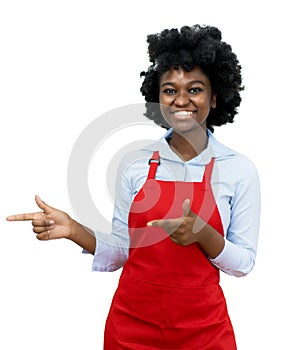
xmin=142 ymin=128 xmax=236 ymax=165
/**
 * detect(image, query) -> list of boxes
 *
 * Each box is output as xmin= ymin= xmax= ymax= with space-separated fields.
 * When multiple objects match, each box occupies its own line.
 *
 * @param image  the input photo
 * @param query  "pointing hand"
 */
xmin=147 ymin=199 xmax=204 ymax=246
xmin=6 ymin=195 xmax=73 ymax=240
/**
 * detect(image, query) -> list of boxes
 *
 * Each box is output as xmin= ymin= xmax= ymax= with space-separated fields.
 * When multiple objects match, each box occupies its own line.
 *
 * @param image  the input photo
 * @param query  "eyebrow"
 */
xmin=160 ymin=80 xmax=206 ymax=88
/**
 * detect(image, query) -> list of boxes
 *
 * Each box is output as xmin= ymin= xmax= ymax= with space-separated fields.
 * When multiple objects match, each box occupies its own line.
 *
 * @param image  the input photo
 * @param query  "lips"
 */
xmin=171 ymin=110 xmax=197 ymax=119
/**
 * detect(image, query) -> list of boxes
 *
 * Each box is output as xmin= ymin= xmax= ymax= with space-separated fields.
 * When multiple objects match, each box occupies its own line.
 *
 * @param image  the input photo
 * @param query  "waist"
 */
xmin=122 ymin=260 xmax=220 ymax=289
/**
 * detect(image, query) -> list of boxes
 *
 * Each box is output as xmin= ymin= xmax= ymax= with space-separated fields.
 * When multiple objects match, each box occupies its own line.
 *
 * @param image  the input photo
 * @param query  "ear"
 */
xmin=211 ymin=93 xmax=217 ymax=108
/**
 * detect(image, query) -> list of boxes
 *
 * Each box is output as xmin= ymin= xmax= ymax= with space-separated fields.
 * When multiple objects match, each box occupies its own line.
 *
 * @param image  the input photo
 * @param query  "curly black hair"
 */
xmin=140 ymin=25 xmax=244 ymax=132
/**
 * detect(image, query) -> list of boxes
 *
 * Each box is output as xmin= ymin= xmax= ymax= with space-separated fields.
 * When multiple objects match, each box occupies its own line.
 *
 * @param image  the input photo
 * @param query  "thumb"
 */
xmin=182 ymin=198 xmax=193 ymax=217
xmin=35 ymin=195 xmax=54 ymax=214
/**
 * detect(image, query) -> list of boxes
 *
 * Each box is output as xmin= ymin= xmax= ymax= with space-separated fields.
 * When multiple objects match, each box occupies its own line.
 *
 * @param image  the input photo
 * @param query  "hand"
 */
xmin=147 ymin=199 xmax=204 ymax=246
xmin=6 ymin=195 xmax=73 ymax=241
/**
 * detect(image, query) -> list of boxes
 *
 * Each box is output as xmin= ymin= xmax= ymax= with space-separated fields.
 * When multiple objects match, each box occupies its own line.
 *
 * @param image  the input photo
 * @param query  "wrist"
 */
xmin=191 ymin=216 xmax=210 ymax=243
xmin=67 ymin=218 xmax=80 ymax=241
xmin=68 ymin=219 xmax=96 ymax=254
xmin=194 ymin=221 xmax=224 ymax=259
xmin=196 ymin=222 xmax=213 ymax=244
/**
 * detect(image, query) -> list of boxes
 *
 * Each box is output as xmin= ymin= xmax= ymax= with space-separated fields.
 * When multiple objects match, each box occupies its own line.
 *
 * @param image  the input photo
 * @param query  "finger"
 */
xmin=36 ymin=231 xmax=51 ymax=241
xmin=36 ymin=227 xmax=61 ymax=241
xmin=6 ymin=213 xmax=36 ymax=221
xmin=147 ymin=218 xmax=181 ymax=234
xmin=182 ymin=198 xmax=194 ymax=218
xmin=32 ymin=218 xmax=54 ymax=227
xmin=35 ymin=195 xmax=55 ymax=214
xmin=147 ymin=219 xmax=168 ymax=228
xmin=33 ymin=225 xmax=54 ymax=234
xmin=169 ymin=232 xmax=178 ymax=244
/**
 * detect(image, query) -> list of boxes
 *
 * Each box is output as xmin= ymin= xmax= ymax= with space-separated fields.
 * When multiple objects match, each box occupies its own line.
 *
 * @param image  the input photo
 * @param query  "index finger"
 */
xmin=6 ymin=213 xmax=35 ymax=221
xmin=147 ymin=218 xmax=182 ymax=233
xmin=147 ymin=218 xmax=170 ymax=228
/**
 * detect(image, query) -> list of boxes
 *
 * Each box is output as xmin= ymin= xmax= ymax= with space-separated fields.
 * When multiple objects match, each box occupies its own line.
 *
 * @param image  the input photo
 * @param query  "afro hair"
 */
xmin=140 ymin=25 xmax=244 ymax=132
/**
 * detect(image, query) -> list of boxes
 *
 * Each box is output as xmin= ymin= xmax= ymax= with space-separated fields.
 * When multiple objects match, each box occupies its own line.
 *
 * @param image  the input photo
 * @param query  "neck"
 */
xmin=169 ymin=128 xmax=208 ymax=161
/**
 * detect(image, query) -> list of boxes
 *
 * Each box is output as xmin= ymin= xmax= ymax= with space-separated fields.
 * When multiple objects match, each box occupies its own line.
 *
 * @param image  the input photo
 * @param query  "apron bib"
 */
xmin=104 ymin=151 xmax=236 ymax=349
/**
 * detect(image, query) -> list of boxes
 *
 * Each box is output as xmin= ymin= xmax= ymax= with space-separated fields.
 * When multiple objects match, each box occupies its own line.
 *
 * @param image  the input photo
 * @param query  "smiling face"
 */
xmin=159 ymin=66 xmax=216 ymax=134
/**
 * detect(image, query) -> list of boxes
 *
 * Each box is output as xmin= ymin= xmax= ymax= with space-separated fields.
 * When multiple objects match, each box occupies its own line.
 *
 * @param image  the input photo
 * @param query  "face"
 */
xmin=159 ymin=66 xmax=216 ymax=134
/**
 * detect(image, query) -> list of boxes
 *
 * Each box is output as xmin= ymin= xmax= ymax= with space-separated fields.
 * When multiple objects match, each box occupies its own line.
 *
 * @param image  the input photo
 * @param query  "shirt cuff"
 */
xmin=209 ymin=239 xmax=255 ymax=277
xmin=83 ymin=231 xmax=129 ymax=272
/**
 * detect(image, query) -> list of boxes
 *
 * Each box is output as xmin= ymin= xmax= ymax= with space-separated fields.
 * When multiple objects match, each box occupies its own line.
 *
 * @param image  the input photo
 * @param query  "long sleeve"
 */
xmin=209 ymin=157 xmax=261 ymax=276
xmin=90 ymin=165 xmax=133 ymax=272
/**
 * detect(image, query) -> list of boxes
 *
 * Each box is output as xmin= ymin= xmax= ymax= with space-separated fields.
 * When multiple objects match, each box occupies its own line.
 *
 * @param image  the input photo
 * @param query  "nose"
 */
xmin=174 ymin=91 xmax=191 ymax=107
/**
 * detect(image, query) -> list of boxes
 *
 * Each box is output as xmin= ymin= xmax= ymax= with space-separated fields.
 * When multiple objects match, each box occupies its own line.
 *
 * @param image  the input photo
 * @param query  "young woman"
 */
xmin=7 ymin=25 xmax=260 ymax=349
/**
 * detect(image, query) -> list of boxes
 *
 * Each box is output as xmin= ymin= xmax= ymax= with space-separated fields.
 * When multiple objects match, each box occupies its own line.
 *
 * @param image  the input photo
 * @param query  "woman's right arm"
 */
xmin=6 ymin=154 xmax=141 ymax=271
xmin=6 ymin=160 xmax=134 ymax=271
xmin=89 ymin=167 xmax=133 ymax=271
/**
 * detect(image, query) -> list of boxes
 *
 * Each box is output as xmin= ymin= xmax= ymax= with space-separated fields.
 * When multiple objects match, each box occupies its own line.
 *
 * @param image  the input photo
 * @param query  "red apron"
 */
xmin=104 ymin=151 xmax=236 ymax=349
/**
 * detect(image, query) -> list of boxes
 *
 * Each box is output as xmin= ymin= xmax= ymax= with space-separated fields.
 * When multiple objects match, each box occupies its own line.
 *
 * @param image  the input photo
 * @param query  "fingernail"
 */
xmin=147 ymin=222 xmax=152 ymax=227
xmin=49 ymin=220 xmax=55 ymax=225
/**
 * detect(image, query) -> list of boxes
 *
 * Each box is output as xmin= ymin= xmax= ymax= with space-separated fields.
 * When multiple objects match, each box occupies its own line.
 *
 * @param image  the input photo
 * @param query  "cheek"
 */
xmin=159 ymin=93 xmax=170 ymax=105
xmin=160 ymin=103 xmax=169 ymax=119
xmin=159 ymin=94 xmax=171 ymax=112
xmin=199 ymin=96 xmax=214 ymax=111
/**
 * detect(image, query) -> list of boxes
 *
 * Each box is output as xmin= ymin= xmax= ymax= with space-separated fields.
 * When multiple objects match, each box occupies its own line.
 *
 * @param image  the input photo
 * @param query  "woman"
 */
xmin=7 ymin=25 xmax=260 ymax=349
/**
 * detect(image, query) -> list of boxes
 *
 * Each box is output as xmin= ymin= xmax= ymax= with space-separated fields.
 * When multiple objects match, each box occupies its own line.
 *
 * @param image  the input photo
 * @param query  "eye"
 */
xmin=162 ymin=88 xmax=176 ymax=95
xmin=189 ymin=87 xmax=202 ymax=94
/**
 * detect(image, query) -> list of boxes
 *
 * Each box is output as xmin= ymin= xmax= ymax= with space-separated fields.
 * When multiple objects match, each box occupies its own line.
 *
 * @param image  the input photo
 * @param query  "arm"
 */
xmin=6 ymin=161 xmax=133 ymax=271
xmin=209 ymin=162 xmax=261 ymax=276
xmin=147 ymin=159 xmax=261 ymax=277
xmin=90 ymin=167 xmax=132 ymax=271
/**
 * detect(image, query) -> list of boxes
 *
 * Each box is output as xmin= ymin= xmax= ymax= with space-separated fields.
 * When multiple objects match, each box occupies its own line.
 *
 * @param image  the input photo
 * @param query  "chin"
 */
xmin=170 ymin=121 xmax=205 ymax=134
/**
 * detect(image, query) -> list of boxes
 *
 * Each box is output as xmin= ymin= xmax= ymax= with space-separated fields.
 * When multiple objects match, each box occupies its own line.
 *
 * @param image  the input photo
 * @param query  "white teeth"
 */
xmin=173 ymin=111 xmax=194 ymax=116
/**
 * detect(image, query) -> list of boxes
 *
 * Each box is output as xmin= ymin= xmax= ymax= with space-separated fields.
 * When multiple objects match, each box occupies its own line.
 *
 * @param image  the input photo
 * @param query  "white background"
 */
xmin=1 ymin=0 xmax=287 ymax=349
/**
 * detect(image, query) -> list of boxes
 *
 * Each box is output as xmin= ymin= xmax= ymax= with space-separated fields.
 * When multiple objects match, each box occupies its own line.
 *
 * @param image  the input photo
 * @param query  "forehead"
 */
xmin=160 ymin=66 xmax=210 ymax=84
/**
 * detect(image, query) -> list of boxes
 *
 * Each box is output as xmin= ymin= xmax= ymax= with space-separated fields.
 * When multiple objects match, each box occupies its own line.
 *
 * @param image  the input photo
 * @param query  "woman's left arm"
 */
xmin=148 ymin=158 xmax=261 ymax=277
xmin=209 ymin=160 xmax=261 ymax=277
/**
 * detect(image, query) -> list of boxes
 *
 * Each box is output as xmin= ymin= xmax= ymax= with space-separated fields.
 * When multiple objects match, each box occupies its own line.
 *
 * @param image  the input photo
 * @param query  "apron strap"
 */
xmin=147 ymin=151 xmax=160 ymax=179
xmin=202 ymin=157 xmax=215 ymax=184
xmin=147 ymin=152 xmax=215 ymax=183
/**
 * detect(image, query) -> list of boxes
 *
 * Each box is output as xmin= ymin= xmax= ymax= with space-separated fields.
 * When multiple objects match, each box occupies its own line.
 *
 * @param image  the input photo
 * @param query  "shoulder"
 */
xmin=215 ymin=152 xmax=260 ymax=197
xmin=115 ymin=146 xmax=155 ymax=191
xmin=210 ymin=132 xmax=259 ymax=180
xmin=117 ymin=132 xmax=171 ymax=176
xmin=208 ymin=135 xmax=259 ymax=193
xmin=218 ymin=152 xmax=258 ymax=176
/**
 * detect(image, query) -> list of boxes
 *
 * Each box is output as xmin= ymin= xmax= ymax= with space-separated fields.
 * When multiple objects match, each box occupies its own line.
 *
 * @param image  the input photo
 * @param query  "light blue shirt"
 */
xmin=90 ymin=129 xmax=261 ymax=277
